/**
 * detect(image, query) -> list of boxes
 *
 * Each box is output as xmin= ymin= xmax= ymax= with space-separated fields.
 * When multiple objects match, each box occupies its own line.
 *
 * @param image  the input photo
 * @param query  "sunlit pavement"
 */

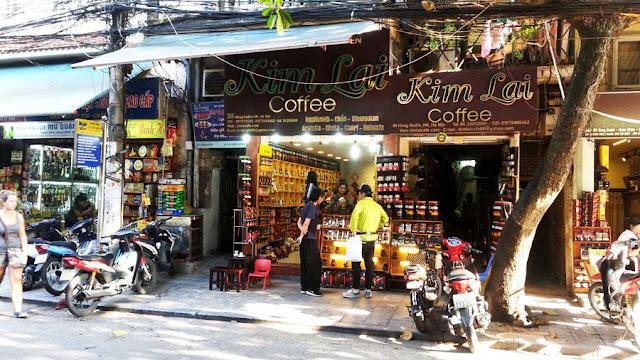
xmin=1 ymin=256 xmax=638 ymax=358
xmin=0 ymin=300 xmax=544 ymax=360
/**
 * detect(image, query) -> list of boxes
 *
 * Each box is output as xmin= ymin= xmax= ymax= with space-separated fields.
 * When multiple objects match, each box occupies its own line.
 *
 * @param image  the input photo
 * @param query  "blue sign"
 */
xmin=75 ymin=119 xmax=102 ymax=167
xmin=191 ymin=102 xmax=244 ymax=148
xmin=76 ymin=78 xmax=160 ymax=120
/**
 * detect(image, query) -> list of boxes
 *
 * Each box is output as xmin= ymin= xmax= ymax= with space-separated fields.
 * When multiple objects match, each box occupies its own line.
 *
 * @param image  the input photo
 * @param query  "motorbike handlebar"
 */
xmin=471 ymin=248 xmax=482 ymax=254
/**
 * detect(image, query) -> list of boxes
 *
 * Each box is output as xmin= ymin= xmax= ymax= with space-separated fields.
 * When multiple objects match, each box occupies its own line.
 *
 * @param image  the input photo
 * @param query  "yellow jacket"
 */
xmin=350 ymin=197 xmax=389 ymax=242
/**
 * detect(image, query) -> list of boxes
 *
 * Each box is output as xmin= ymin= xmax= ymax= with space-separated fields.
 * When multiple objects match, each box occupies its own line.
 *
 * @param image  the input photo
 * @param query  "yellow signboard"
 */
xmin=126 ymin=119 xmax=166 ymax=139
xmin=76 ymin=119 xmax=102 ymax=136
xmin=259 ymin=144 xmax=273 ymax=158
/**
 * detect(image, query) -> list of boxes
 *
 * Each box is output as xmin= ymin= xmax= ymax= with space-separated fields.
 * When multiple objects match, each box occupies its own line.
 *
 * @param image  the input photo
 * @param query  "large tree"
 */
xmin=485 ymin=14 xmax=629 ymax=323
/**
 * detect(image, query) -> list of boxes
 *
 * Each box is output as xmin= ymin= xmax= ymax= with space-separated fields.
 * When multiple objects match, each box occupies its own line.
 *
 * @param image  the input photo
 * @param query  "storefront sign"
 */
xmin=3 ymin=121 xmax=75 ymax=139
xmin=126 ymin=119 xmax=165 ymax=139
xmin=586 ymin=92 xmax=640 ymax=138
xmin=190 ymin=102 xmax=244 ymax=148
xmin=223 ymin=30 xmax=391 ymax=136
xmin=76 ymin=78 xmax=160 ymax=120
xmin=75 ymin=119 xmax=102 ymax=167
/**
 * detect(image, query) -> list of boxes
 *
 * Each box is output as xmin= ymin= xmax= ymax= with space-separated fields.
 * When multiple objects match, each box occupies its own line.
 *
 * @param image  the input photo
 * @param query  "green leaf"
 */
xmin=276 ymin=15 xmax=284 ymax=35
xmin=264 ymin=0 xmax=273 ymax=7
xmin=281 ymin=10 xmax=294 ymax=27
xmin=267 ymin=14 xmax=275 ymax=29
xmin=262 ymin=8 xmax=271 ymax=16
xmin=276 ymin=0 xmax=284 ymax=8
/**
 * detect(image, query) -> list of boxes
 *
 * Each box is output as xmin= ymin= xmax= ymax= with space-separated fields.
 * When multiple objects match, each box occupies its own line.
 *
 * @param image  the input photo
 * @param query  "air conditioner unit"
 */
xmin=202 ymin=69 xmax=225 ymax=97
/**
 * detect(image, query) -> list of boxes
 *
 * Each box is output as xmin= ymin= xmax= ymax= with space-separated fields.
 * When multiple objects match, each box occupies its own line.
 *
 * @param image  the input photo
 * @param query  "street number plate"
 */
xmin=453 ymin=293 xmax=475 ymax=309
xmin=406 ymin=281 xmax=422 ymax=290
xmin=59 ymin=269 xmax=75 ymax=281
xmin=34 ymin=254 xmax=48 ymax=265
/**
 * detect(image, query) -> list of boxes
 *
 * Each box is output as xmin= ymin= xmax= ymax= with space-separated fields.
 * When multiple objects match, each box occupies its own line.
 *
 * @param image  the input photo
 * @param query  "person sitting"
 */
xmin=599 ymin=217 xmax=640 ymax=312
xmin=65 ymin=193 xmax=96 ymax=228
xmin=329 ymin=179 xmax=350 ymax=208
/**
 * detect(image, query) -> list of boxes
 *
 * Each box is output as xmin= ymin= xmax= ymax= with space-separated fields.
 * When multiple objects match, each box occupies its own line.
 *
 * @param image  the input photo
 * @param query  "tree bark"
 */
xmin=485 ymin=15 xmax=628 ymax=323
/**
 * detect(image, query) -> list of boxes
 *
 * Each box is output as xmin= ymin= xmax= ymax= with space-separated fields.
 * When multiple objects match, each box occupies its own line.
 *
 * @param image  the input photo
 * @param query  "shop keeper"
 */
xmin=350 ymin=193 xmax=389 ymax=241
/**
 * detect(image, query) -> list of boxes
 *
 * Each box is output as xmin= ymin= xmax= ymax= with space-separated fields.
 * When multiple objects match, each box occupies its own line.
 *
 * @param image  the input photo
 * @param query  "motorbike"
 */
xmin=588 ymin=272 xmax=640 ymax=347
xmin=137 ymin=217 xmax=176 ymax=276
xmin=23 ymin=219 xmax=75 ymax=291
xmin=440 ymin=237 xmax=491 ymax=353
xmin=34 ymin=218 xmax=98 ymax=295
xmin=60 ymin=225 xmax=157 ymax=317
xmin=404 ymin=246 xmax=442 ymax=332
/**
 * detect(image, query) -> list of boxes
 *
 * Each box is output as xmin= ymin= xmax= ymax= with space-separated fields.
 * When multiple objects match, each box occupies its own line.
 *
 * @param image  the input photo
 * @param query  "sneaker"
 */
xmin=342 ymin=288 xmax=360 ymax=299
xmin=14 ymin=312 xmax=28 ymax=319
xmin=306 ymin=290 xmax=324 ymax=297
xmin=301 ymin=290 xmax=307 ymax=294
xmin=365 ymin=289 xmax=372 ymax=299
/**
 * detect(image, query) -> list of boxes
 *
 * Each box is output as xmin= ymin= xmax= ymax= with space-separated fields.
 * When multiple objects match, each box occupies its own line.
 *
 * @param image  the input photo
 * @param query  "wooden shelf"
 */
xmin=392 ymin=232 xmax=441 ymax=236
xmin=322 ymin=226 xmax=351 ymax=231
xmin=391 ymin=219 xmax=442 ymax=223
xmin=573 ymin=240 xmax=610 ymax=244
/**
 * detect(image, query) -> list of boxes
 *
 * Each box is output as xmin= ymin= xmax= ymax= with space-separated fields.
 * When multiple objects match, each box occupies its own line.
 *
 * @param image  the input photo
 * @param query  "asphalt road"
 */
xmin=0 ymin=300 xmax=545 ymax=360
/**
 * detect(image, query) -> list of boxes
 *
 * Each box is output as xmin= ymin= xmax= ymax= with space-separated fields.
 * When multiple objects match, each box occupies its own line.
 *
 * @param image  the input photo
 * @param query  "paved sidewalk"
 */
xmin=1 ymin=256 xmax=639 ymax=358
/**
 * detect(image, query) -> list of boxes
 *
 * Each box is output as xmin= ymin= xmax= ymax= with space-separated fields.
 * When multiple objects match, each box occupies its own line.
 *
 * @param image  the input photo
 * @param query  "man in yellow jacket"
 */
xmin=343 ymin=184 xmax=389 ymax=299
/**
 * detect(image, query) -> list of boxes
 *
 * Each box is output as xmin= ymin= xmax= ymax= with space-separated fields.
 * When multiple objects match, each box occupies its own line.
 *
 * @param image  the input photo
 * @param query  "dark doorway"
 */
xmin=218 ymin=157 xmax=240 ymax=255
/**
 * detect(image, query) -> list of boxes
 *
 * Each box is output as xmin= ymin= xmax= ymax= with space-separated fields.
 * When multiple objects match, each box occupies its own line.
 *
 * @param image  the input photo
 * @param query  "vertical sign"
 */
xmin=191 ymin=102 xmax=244 ymax=148
xmin=75 ymin=119 xmax=102 ymax=167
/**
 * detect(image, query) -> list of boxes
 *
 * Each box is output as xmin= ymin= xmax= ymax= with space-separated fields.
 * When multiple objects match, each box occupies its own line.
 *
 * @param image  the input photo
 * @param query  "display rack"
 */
xmin=389 ymin=219 xmax=442 ymax=276
xmin=498 ymin=146 xmax=519 ymax=202
xmin=490 ymin=201 xmax=513 ymax=248
xmin=376 ymin=156 xmax=409 ymax=205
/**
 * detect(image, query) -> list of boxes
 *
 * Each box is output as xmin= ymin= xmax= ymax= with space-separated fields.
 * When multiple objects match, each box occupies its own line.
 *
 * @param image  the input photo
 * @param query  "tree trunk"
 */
xmin=485 ymin=15 xmax=628 ymax=323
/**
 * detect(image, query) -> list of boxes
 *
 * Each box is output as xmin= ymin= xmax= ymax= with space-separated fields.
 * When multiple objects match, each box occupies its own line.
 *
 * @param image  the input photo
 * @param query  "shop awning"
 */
xmin=587 ymin=92 xmax=640 ymax=138
xmin=72 ymin=21 xmax=381 ymax=69
xmin=0 ymin=62 xmax=149 ymax=118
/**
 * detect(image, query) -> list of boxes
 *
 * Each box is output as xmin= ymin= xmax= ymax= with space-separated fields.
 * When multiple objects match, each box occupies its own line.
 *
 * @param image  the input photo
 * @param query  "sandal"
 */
xmin=14 ymin=312 xmax=28 ymax=318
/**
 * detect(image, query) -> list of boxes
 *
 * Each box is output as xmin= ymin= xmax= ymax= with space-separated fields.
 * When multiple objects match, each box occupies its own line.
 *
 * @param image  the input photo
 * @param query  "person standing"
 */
xmin=0 ymin=191 xmax=29 ymax=318
xmin=343 ymin=184 xmax=389 ymax=299
xmin=303 ymin=171 xmax=319 ymax=204
xmin=297 ymin=187 xmax=325 ymax=297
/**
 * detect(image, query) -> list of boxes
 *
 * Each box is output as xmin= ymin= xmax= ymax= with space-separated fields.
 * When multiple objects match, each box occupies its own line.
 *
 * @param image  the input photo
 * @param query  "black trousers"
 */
xmin=300 ymin=238 xmax=321 ymax=293
xmin=352 ymin=241 xmax=375 ymax=290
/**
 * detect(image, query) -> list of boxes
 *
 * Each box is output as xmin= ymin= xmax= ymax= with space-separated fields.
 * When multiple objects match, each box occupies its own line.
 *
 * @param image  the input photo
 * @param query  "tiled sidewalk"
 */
xmin=1 ymin=256 xmax=638 ymax=358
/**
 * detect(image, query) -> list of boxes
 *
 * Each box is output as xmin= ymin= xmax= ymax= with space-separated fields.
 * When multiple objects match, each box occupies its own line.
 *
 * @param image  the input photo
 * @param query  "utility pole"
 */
xmin=98 ymin=1 xmax=127 ymax=238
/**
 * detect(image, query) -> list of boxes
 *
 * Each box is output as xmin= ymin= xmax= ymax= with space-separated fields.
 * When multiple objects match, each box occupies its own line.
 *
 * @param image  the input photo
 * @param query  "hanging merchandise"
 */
xmin=481 ymin=20 xmax=492 ymax=57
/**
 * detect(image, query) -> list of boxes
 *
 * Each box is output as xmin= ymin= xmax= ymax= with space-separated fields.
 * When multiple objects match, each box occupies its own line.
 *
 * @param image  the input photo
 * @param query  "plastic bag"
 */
xmin=345 ymin=235 xmax=363 ymax=263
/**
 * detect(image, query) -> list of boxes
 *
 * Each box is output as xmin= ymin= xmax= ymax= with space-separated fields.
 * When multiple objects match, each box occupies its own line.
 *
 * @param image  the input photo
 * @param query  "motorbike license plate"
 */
xmin=59 ymin=269 xmax=76 ymax=281
xmin=34 ymin=254 xmax=48 ymax=265
xmin=406 ymin=281 xmax=422 ymax=290
xmin=453 ymin=293 xmax=475 ymax=309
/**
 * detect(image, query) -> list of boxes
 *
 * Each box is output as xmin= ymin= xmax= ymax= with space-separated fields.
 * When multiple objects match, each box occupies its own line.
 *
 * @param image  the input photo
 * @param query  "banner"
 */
xmin=3 ymin=121 xmax=75 ymax=139
xmin=191 ymin=102 xmax=244 ymax=148
xmin=76 ymin=78 xmax=160 ymax=120
xmin=126 ymin=119 xmax=165 ymax=139
xmin=75 ymin=119 xmax=102 ymax=167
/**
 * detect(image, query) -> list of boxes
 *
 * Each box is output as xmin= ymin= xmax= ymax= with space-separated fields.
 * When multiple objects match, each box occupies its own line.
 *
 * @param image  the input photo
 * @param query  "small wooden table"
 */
xmin=209 ymin=266 xmax=229 ymax=291
xmin=225 ymin=268 xmax=245 ymax=292
xmin=228 ymin=256 xmax=255 ymax=285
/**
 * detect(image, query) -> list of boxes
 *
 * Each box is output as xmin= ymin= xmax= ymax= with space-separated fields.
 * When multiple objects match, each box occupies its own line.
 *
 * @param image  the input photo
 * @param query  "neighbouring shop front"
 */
xmin=220 ymin=27 xmax=542 ymax=288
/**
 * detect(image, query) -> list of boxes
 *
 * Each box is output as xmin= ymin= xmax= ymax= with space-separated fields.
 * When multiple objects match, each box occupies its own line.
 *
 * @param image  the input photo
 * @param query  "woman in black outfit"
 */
xmin=303 ymin=171 xmax=319 ymax=204
xmin=297 ymin=187 xmax=325 ymax=296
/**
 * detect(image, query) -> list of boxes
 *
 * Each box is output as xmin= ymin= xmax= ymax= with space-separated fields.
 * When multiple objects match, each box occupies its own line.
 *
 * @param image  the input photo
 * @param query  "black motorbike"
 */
xmin=138 ymin=217 xmax=177 ymax=276
xmin=23 ymin=219 xmax=73 ymax=291
xmin=404 ymin=249 xmax=442 ymax=332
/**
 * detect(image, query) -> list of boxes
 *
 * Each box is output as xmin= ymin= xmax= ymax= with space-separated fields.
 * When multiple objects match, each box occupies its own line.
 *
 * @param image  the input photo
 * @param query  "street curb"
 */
xmin=0 ymin=296 xmax=450 ymax=342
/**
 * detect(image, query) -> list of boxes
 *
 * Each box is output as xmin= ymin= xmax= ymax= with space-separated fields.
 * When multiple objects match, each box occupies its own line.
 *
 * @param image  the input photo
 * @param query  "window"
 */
xmin=614 ymin=40 xmax=640 ymax=88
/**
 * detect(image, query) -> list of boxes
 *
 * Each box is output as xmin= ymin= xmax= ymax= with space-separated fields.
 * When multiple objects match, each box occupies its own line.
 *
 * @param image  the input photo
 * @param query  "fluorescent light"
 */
xmin=399 ymin=247 xmax=420 ymax=254
xmin=293 ymin=143 xmax=301 ymax=146
xmin=317 ymin=151 xmax=324 ymax=154
xmin=335 ymin=156 xmax=341 ymax=160
xmin=369 ymin=143 xmax=378 ymax=154
xmin=350 ymin=144 xmax=360 ymax=159
xmin=242 ymin=134 xmax=251 ymax=143
xmin=271 ymin=133 xmax=281 ymax=142
xmin=460 ymin=160 xmax=476 ymax=168
xmin=400 ymin=261 xmax=411 ymax=266
xmin=343 ymin=159 xmax=349 ymax=162
xmin=613 ymin=138 xmax=628 ymax=146
xmin=306 ymin=147 xmax=313 ymax=151
xmin=302 ymin=132 xmax=312 ymax=143
xmin=335 ymin=132 xmax=344 ymax=143
xmin=327 ymin=154 xmax=333 ymax=157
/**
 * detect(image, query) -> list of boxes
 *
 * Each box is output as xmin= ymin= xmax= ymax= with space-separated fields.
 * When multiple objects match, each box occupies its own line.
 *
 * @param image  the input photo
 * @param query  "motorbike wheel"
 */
xmin=588 ymin=282 xmax=618 ymax=324
xmin=41 ymin=257 xmax=66 ymax=296
xmin=65 ymin=273 xmax=100 ymax=317
xmin=134 ymin=257 xmax=158 ymax=294
xmin=465 ymin=325 xmax=479 ymax=354
xmin=411 ymin=309 xmax=429 ymax=333
xmin=22 ymin=269 xmax=35 ymax=291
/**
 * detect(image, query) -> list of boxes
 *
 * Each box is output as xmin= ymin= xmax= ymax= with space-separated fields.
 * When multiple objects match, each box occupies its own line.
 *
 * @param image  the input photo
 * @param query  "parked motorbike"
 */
xmin=440 ymin=237 xmax=491 ymax=353
xmin=588 ymin=273 xmax=640 ymax=347
xmin=404 ymin=247 xmax=442 ymax=332
xmin=34 ymin=218 xmax=98 ymax=295
xmin=23 ymin=219 xmax=74 ymax=291
xmin=138 ymin=217 xmax=176 ymax=276
xmin=60 ymin=225 xmax=156 ymax=317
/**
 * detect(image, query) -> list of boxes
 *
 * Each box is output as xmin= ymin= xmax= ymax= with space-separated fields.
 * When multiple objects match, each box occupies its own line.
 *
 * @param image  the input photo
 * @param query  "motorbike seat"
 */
xmin=49 ymin=241 xmax=77 ymax=252
xmin=110 ymin=229 xmax=138 ymax=239
xmin=446 ymin=268 xmax=476 ymax=282
xmin=76 ymin=252 xmax=115 ymax=264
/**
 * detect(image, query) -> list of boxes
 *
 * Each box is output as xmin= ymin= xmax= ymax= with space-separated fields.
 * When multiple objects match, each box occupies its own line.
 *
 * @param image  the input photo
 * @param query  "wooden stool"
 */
xmin=209 ymin=267 xmax=229 ymax=291
xmin=224 ymin=268 xmax=245 ymax=292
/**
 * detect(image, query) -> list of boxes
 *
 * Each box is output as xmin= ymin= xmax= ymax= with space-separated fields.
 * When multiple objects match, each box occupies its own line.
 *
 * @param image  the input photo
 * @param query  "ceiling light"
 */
xmin=350 ymin=143 xmax=360 ymax=159
xmin=242 ymin=134 xmax=251 ymax=143
xmin=271 ymin=133 xmax=281 ymax=142
xmin=622 ymin=155 xmax=628 ymax=162
xmin=306 ymin=147 xmax=313 ymax=151
xmin=335 ymin=132 xmax=344 ymax=143
xmin=318 ymin=151 xmax=324 ymax=154
xmin=327 ymin=154 xmax=333 ymax=157
xmin=336 ymin=156 xmax=341 ymax=160
xmin=368 ymin=143 xmax=378 ymax=154
xmin=343 ymin=158 xmax=349 ymax=162
xmin=302 ymin=132 xmax=312 ymax=143
xmin=613 ymin=138 xmax=629 ymax=146
xmin=293 ymin=143 xmax=301 ymax=146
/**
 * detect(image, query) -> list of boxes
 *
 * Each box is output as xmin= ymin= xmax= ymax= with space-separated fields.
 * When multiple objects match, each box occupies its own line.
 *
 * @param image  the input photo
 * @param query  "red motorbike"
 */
xmin=588 ymin=270 xmax=640 ymax=347
xmin=440 ymin=237 xmax=491 ymax=353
